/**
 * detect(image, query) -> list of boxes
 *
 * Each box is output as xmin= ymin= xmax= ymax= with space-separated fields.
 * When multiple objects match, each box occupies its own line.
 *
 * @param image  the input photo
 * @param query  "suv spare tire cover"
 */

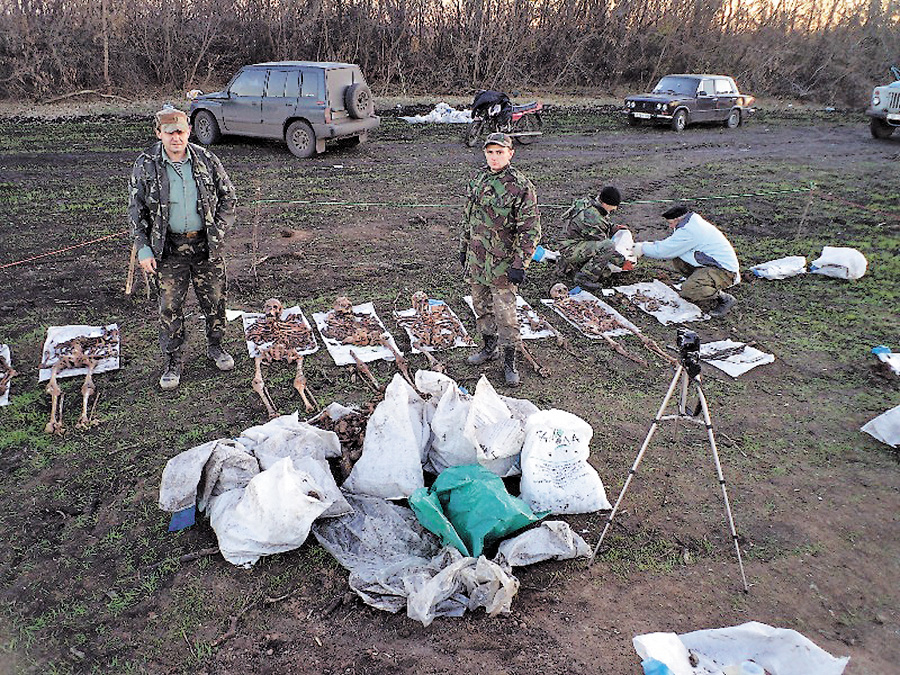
xmin=345 ymin=83 xmax=374 ymax=119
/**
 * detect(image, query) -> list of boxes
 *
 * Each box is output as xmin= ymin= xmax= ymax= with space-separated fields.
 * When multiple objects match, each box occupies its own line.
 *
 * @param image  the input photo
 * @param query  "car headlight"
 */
xmin=656 ymin=103 xmax=663 ymax=110
xmin=872 ymin=93 xmax=880 ymax=106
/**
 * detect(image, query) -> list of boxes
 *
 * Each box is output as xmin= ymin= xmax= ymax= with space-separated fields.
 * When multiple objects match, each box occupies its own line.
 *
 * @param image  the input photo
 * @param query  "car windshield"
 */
xmin=652 ymin=76 xmax=700 ymax=96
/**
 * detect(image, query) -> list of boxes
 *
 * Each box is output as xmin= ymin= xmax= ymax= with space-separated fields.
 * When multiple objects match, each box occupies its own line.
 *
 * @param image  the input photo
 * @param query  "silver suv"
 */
xmin=866 ymin=65 xmax=900 ymax=139
xmin=188 ymin=61 xmax=379 ymax=157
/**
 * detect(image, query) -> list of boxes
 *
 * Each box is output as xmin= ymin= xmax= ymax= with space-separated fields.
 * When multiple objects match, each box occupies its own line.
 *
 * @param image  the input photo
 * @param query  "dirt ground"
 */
xmin=0 ymin=102 xmax=898 ymax=675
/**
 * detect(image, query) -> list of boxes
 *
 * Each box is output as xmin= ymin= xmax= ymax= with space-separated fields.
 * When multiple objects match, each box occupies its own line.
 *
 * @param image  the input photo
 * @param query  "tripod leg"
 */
xmin=695 ymin=384 xmax=750 ymax=592
xmin=590 ymin=366 xmax=684 ymax=564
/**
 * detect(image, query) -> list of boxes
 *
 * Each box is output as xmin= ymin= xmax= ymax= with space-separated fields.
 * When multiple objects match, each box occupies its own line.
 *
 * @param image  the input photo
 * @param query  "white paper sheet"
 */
xmin=312 ymin=302 xmax=402 ymax=366
xmin=0 ymin=344 xmax=12 ymax=406
xmin=613 ymin=279 xmax=707 ymax=325
xmin=241 ymin=306 xmax=318 ymax=358
xmin=699 ymin=339 xmax=775 ymax=377
xmin=861 ymin=403 xmax=900 ymax=448
xmin=540 ymin=290 xmax=640 ymax=339
xmin=38 ymin=324 xmax=120 ymax=382
xmin=464 ymin=294 xmax=556 ymax=340
xmin=393 ymin=299 xmax=474 ymax=353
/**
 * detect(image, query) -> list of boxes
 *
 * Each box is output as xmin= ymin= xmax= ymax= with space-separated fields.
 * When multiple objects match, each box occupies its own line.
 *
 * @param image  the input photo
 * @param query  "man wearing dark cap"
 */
xmin=557 ymin=185 xmax=634 ymax=290
xmin=460 ymin=132 xmax=541 ymax=387
xmin=129 ymin=106 xmax=237 ymax=390
xmin=634 ymin=206 xmax=739 ymax=316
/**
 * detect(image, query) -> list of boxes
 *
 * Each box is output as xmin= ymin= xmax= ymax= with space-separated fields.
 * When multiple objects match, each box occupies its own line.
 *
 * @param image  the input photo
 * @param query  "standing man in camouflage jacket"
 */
xmin=129 ymin=107 xmax=237 ymax=390
xmin=460 ymin=132 xmax=541 ymax=387
xmin=557 ymin=185 xmax=632 ymax=289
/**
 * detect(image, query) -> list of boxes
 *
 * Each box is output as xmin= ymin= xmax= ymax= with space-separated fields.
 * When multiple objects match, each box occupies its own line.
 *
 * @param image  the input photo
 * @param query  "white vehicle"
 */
xmin=866 ymin=65 xmax=900 ymax=139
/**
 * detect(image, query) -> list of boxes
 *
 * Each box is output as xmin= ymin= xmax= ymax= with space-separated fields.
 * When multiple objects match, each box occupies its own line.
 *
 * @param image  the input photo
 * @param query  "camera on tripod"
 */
xmin=676 ymin=328 xmax=702 ymax=378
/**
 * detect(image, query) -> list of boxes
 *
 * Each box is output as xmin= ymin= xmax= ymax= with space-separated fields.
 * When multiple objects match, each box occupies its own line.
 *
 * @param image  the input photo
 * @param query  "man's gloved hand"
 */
xmin=633 ymin=242 xmax=646 ymax=259
xmin=621 ymin=260 xmax=635 ymax=272
xmin=507 ymin=267 xmax=525 ymax=285
xmin=460 ymin=251 xmax=467 ymax=268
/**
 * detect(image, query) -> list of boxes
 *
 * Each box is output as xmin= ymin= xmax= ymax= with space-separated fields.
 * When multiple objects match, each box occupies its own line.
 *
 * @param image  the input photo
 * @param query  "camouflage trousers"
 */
xmin=672 ymin=258 xmax=736 ymax=307
xmin=156 ymin=235 xmax=227 ymax=357
xmin=470 ymin=283 xmax=520 ymax=348
xmin=558 ymin=239 xmax=618 ymax=283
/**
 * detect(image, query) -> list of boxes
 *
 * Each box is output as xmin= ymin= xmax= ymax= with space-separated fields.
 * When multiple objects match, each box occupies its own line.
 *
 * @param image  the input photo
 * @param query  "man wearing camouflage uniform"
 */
xmin=460 ymin=132 xmax=541 ymax=387
xmin=557 ymin=185 xmax=632 ymax=290
xmin=129 ymin=107 xmax=237 ymax=390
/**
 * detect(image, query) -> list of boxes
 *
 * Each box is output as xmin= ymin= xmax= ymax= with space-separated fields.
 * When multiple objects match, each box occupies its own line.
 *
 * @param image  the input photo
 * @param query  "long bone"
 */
xmin=44 ymin=361 xmax=67 ymax=434
xmin=76 ymin=357 xmax=100 ymax=429
xmin=292 ymin=356 xmax=318 ymax=413
xmin=252 ymin=355 xmax=278 ymax=418
xmin=379 ymin=337 xmax=415 ymax=389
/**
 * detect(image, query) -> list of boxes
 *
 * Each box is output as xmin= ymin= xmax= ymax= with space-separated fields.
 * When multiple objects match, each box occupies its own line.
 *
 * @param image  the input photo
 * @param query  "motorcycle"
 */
xmin=464 ymin=90 xmax=543 ymax=147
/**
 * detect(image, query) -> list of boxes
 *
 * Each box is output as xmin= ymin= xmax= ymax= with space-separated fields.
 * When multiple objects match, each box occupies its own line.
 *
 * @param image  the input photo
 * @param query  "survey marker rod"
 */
xmin=589 ymin=366 xmax=684 ymax=564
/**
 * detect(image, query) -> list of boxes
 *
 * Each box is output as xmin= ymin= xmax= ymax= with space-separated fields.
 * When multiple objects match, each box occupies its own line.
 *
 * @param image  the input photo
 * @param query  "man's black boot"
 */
xmin=573 ymin=271 xmax=601 ymax=291
xmin=708 ymin=291 xmax=736 ymax=317
xmin=503 ymin=346 xmax=520 ymax=388
xmin=467 ymin=334 xmax=499 ymax=365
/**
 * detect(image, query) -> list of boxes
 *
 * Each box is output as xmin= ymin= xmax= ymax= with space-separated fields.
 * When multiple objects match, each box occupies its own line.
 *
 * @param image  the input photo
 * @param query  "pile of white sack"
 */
xmin=158 ymin=370 xmax=611 ymax=625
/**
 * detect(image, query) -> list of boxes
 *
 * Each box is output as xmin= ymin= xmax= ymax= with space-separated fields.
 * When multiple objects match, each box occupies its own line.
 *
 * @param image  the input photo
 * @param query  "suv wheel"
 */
xmin=345 ymin=83 xmax=374 ymax=119
xmin=194 ymin=110 xmax=221 ymax=145
xmin=671 ymin=109 xmax=688 ymax=132
xmin=724 ymin=109 xmax=741 ymax=129
xmin=285 ymin=120 xmax=317 ymax=158
xmin=870 ymin=118 xmax=895 ymax=139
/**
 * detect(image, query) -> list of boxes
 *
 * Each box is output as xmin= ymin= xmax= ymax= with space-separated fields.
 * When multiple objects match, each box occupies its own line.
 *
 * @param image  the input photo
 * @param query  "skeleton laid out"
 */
xmin=547 ymin=283 xmax=675 ymax=368
xmin=39 ymin=325 xmax=120 ymax=434
xmin=393 ymin=291 xmax=476 ymax=374
xmin=243 ymin=298 xmax=319 ymax=418
xmin=0 ymin=346 xmax=18 ymax=406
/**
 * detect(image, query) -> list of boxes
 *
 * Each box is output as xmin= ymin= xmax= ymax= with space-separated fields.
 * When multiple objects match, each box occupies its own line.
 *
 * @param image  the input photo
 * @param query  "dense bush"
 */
xmin=1 ymin=0 xmax=898 ymax=106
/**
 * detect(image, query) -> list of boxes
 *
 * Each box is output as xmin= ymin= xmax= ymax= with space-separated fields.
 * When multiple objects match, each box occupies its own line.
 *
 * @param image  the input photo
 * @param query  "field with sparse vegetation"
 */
xmin=0 ymin=100 xmax=898 ymax=675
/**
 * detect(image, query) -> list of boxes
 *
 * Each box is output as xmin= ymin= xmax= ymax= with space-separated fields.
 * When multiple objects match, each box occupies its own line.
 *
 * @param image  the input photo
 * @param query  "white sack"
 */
xmin=207 ymin=458 xmax=333 ymax=567
xmin=463 ymin=375 xmax=526 ymax=477
xmin=495 ymin=520 xmax=591 ymax=566
xmin=158 ymin=440 xmax=218 ymax=512
xmin=426 ymin=380 xmax=476 ymax=474
xmin=342 ymin=374 xmax=427 ymax=499
xmin=414 ymin=369 xmax=457 ymax=398
xmin=861 ymin=403 xmax=900 ymax=448
xmin=519 ymin=409 xmax=611 ymax=514
xmin=810 ymin=246 xmax=867 ymax=279
xmin=749 ymin=255 xmax=806 ymax=279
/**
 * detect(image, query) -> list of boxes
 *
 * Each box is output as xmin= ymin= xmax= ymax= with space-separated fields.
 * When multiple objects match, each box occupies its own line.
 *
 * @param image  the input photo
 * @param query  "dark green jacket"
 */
xmin=461 ymin=164 xmax=541 ymax=287
xmin=128 ymin=141 xmax=236 ymax=259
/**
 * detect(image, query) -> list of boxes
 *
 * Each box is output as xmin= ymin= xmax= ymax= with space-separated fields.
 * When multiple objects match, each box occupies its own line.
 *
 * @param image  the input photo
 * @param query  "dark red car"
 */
xmin=624 ymin=74 xmax=755 ymax=132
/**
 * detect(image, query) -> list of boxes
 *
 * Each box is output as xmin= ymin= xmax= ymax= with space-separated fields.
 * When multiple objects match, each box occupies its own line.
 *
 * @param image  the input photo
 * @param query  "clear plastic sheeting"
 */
xmin=341 ymin=374 xmax=429 ymax=499
xmin=312 ymin=492 xmax=519 ymax=627
xmin=633 ymin=621 xmax=849 ymax=675
xmin=495 ymin=520 xmax=591 ymax=567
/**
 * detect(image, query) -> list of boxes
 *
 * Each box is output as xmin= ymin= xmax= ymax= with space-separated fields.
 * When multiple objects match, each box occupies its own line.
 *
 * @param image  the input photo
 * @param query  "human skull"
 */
xmin=411 ymin=291 xmax=429 ymax=314
xmin=550 ymin=283 xmax=569 ymax=300
xmin=263 ymin=297 xmax=283 ymax=319
xmin=333 ymin=296 xmax=353 ymax=314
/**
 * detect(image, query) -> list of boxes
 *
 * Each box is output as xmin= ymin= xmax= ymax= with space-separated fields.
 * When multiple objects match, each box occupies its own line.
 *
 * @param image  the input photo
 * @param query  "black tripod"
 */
xmin=589 ymin=330 xmax=749 ymax=592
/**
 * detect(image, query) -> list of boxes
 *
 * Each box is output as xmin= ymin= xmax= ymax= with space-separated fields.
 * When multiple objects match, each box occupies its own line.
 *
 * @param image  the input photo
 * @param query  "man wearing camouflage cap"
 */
xmin=128 ymin=106 xmax=237 ymax=390
xmin=460 ymin=132 xmax=541 ymax=387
